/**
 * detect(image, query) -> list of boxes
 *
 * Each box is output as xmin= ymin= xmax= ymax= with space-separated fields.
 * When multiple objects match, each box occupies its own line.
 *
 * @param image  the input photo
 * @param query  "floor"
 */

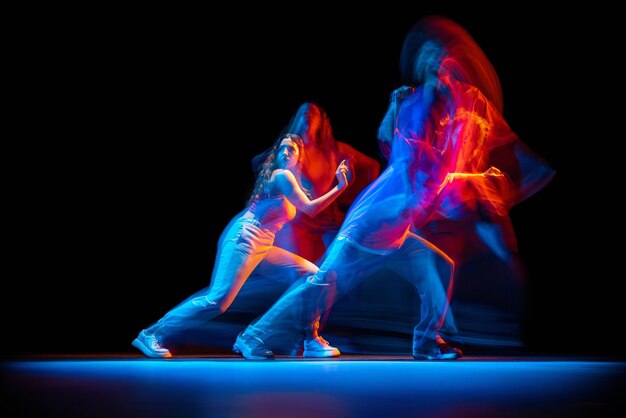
xmin=2 ymin=354 xmax=624 ymax=418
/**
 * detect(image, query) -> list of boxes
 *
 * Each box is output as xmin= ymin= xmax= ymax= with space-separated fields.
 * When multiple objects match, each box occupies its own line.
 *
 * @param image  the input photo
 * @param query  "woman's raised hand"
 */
xmin=335 ymin=159 xmax=350 ymax=189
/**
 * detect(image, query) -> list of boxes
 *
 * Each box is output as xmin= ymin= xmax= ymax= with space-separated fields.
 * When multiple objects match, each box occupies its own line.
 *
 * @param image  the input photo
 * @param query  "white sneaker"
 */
xmin=132 ymin=330 xmax=172 ymax=358
xmin=303 ymin=336 xmax=340 ymax=358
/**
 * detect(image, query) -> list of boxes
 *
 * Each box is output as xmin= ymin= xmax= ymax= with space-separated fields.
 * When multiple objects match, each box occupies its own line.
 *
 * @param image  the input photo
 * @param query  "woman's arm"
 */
xmin=275 ymin=161 xmax=349 ymax=217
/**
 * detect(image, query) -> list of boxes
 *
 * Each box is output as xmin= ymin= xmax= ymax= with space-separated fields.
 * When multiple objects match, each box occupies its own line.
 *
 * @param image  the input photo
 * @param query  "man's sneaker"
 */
xmin=303 ymin=336 xmax=341 ymax=358
xmin=132 ymin=330 xmax=172 ymax=358
xmin=413 ymin=340 xmax=462 ymax=361
xmin=232 ymin=332 xmax=275 ymax=360
xmin=436 ymin=336 xmax=463 ymax=359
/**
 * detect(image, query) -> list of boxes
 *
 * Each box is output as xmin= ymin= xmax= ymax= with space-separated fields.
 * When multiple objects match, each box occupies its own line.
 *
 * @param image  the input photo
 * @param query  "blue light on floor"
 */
xmin=4 ymin=359 xmax=624 ymax=418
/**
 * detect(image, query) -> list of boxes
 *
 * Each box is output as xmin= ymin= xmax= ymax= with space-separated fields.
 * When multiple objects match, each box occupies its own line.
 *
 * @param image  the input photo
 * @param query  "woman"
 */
xmin=132 ymin=133 xmax=349 ymax=358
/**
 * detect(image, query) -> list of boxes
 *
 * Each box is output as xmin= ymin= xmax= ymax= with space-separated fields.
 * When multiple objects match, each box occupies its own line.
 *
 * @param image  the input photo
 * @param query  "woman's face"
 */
xmin=301 ymin=105 xmax=322 ymax=144
xmin=277 ymin=138 xmax=301 ymax=171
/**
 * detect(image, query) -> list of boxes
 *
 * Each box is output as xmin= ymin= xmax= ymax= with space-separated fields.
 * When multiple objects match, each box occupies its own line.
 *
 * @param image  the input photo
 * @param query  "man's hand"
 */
xmin=391 ymin=85 xmax=415 ymax=102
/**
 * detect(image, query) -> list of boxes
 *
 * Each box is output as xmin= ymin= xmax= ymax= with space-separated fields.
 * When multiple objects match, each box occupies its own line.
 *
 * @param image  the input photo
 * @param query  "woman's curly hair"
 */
xmin=247 ymin=133 xmax=309 ymax=206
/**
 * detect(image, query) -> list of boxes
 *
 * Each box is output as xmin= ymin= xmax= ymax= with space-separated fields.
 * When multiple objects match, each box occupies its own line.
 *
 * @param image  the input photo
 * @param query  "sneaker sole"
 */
xmin=303 ymin=350 xmax=341 ymax=358
xmin=132 ymin=338 xmax=172 ymax=359
xmin=412 ymin=352 xmax=460 ymax=360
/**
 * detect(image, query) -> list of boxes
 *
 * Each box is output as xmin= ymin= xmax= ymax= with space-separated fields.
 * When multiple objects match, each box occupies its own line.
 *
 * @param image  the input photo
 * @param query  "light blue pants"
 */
xmin=246 ymin=231 xmax=456 ymax=353
xmin=147 ymin=217 xmax=318 ymax=338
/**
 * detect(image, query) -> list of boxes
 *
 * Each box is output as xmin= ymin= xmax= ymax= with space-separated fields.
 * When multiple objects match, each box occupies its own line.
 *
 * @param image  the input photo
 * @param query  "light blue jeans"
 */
xmin=147 ymin=217 xmax=318 ymax=338
xmin=246 ymin=231 xmax=456 ymax=353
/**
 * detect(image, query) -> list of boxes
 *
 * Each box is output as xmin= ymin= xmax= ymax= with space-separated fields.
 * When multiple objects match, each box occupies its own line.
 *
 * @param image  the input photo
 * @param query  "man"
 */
xmin=234 ymin=16 xmax=553 ymax=360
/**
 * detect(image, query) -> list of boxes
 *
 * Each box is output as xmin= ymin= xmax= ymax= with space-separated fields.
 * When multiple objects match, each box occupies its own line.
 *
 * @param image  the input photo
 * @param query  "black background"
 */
xmin=6 ymin=6 xmax=621 ymax=357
